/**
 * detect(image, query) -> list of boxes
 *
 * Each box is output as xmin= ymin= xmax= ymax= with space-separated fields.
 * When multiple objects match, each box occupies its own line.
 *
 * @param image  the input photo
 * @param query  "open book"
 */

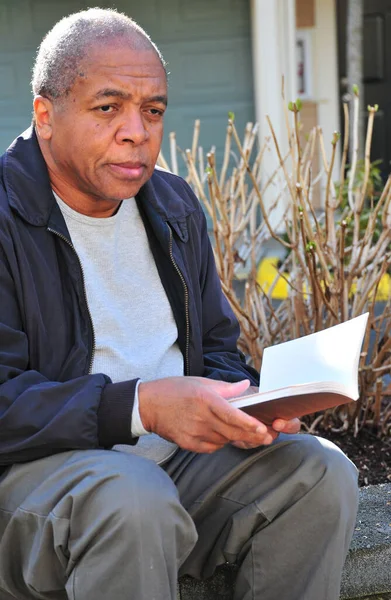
xmin=230 ymin=313 xmax=369 ymax=424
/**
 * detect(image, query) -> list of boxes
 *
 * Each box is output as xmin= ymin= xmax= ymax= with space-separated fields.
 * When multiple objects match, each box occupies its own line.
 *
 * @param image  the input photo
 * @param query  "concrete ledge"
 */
xmin=179 ymin=483 xmax=391 ymax=600
xmin=341 ymin=484 xmax=391 ymax=599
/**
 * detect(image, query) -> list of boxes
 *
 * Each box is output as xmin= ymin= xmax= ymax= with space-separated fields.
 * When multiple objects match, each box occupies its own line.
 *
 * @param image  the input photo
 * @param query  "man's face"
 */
xmin=39 ymin=41 xmax=167 ymax=203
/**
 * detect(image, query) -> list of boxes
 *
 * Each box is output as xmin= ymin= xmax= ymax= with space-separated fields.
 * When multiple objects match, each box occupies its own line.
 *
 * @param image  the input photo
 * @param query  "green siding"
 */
xmin=0 ymin=0 xmax=255 ymax=163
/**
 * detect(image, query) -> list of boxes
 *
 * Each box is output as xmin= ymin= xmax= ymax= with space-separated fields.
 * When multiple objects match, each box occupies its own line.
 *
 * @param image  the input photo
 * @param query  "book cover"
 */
xmin=230 ymin=313 xmax=369 ymax=424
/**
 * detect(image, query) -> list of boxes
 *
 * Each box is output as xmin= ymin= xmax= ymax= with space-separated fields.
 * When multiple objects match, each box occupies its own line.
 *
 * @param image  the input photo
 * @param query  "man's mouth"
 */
xmin=108 ymin=162 xmax=145 ymax=180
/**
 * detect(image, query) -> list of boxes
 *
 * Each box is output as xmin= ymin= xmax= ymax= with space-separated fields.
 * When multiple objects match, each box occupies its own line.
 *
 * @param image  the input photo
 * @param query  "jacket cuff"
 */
xmin=97 ymin=379 xmax=139 ymax=448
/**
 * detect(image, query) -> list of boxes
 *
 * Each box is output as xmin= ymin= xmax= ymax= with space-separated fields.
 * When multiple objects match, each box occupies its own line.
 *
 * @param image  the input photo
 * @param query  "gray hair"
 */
xmin=31 ymin=7 xmax=166 ymax=99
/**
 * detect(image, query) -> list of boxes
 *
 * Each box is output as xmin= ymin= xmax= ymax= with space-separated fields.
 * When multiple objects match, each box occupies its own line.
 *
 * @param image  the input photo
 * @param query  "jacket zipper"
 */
xmin=47 ymin=227 xmax=96 ymax=374
xmin=167 ymin=224 xmax=190 ymax=376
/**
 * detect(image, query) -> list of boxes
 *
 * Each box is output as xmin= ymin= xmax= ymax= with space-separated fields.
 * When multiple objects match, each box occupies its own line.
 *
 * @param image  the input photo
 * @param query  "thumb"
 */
xmin=215 ymin=379 xmax=251 ymax=399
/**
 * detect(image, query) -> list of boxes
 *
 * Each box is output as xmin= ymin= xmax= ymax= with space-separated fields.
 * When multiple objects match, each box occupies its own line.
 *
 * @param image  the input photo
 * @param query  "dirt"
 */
xmin=314 ymin=427 xmax=391 ymax=487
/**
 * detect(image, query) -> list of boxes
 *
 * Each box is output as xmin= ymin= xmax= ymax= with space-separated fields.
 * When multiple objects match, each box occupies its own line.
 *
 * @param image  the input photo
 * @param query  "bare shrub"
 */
xmin=158 ymin=94 xmax=391 ymax=437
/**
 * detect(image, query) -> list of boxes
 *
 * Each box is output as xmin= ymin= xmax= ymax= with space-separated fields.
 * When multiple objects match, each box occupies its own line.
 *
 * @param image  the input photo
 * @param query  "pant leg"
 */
xmin=0 ymin=449 xmax=197 ymax=600
xmin=165 ymin=433 xmax=359 ymax=600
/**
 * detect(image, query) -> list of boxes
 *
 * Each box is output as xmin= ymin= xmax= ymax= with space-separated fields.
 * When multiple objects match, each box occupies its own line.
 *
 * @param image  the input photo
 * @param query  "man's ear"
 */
xmin=33 ymin=95 xmax=54 ymax=140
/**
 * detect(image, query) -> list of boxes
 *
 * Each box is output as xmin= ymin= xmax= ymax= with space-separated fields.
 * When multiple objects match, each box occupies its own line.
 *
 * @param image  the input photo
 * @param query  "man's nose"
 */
xmin=116 ymin=111 xmax=148 ymax=145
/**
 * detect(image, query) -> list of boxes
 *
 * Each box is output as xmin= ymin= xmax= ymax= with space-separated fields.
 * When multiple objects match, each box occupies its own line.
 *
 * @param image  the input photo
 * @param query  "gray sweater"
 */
xmin=56 ymin=193 xmax=183 ymax=464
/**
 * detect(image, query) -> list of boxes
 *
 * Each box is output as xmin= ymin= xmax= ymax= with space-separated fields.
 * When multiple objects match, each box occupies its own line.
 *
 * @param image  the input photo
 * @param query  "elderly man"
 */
xmin=0 ymin=8 xmax=358 ymax=600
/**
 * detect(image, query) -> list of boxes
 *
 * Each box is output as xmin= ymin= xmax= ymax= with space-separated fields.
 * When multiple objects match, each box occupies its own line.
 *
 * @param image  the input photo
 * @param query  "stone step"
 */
xmin=178 ymin=483 xmax=391 ymax=600
xmin=341 ymin=484 xmax=391 ymax=600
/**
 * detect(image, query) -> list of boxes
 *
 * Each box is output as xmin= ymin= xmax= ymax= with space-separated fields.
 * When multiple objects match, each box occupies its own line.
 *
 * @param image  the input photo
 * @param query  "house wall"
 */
xmin=296 ymin=0 xmax=315 ymax=28
xmin=313 ymin=0 xmax=340 ymax=168
xmin=250 ymin=0 xmax=297 ymax=227
xmin=295 ymin=0 xmax=340 ymax=207
xmin=249 ymin=0 xmax=340 ymax=217
xmin=251 ymin=0 xmax=297 ymax=148
xmin=0 ymin=0 xmax=255 ymax=163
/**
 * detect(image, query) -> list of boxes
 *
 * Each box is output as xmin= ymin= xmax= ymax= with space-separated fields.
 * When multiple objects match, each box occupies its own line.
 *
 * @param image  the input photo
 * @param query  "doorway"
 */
xmin=337 ymin=0 xmax=391 ymax=177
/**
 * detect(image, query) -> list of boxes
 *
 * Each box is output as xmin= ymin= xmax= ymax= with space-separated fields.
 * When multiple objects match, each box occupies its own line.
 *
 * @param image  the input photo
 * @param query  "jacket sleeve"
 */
xmin=0 ymin=235 xmax=136 ymax=466
xmin=196 ymin=207 xmax=260 ymax=387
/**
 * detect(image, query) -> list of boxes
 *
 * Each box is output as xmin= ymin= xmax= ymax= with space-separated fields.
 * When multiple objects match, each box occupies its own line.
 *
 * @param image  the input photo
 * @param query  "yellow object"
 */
xmin=373 ymin=272 xmax=391 ymax=301
xmin=257 ymin=257 xmax=391 ymax=301
xmin=256 ymin=257 xmax=289 ymax=299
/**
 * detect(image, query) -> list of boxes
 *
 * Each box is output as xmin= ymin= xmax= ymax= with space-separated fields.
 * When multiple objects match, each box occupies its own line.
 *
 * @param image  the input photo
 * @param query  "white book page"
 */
xmin=258 ymin=313 xmax=369 ymax=400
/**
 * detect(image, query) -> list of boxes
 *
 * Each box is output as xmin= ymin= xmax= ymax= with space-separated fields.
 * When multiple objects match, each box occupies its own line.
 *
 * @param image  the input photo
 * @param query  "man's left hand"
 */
xmin=231 ymin=385 xmax=301 ymax=449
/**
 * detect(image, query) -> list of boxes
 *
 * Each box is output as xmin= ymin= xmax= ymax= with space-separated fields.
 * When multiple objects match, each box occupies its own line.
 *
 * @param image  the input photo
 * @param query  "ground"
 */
xmin=314 ymin=427 xmax=391 ymax=487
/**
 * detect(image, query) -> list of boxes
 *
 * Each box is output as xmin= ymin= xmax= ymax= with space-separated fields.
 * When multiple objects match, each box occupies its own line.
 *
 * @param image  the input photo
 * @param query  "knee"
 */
xmin=101 ymin=453 xmax=198 ymax=556
xmin=287 ymin=434 xmax=359 ymax=517
xmin=91 ymin=452 xmax=185 ymax=525
xmin=63 ymin=450 xmax=196 ymax=545
xmin=52 ymin=450 xmax=198 ymax=574
xmin=304 ymin=434 xmax=358 ymax=489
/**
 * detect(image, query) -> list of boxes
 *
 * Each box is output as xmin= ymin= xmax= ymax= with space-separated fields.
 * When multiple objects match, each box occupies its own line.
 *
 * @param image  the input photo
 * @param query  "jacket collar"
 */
xmin=4 ymin=127 xmax=55 ymax=226
xmin=3 ymin=126 xmax=192 ymax=242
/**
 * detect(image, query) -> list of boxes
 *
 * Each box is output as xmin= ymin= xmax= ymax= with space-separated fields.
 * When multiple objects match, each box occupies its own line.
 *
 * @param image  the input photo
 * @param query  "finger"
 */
xmin=231 ymin=441 xmax=254 ymax=450
xmin=236 ymin=385 xmax=259 ymax=397
xmin=209 ymin=396 xmax=268 ymax=434
xmin=210 ymin=422 xmax=264 ymax=446
xmin=271 ymin=418 xmax=301 ymax=434
xmin=265 ymin=427 xmax=279 ymax=440
xmin=204 ymin=378 xmax=251 ymax=398
xmin=231 ymin=432 xmax=275 ymax=449
xmin=197 ymin=431 xmax=230 ymax=446
xmin=196 ymin=441 xmax=226 ymax=454
xmin=209 ymin=414 xmax=276 ymax=447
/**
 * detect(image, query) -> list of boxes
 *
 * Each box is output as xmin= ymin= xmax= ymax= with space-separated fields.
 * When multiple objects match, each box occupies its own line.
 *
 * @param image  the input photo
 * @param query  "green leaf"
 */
xmin=288 ymin=101 xmax=294 ymax=112
xmin=296 ymin=98 xmax=303 ymax=112
xmin=228 ymin=111 xmax=235 ymax=122
xmin=332 ymin=131 xmax=341 ymax=146
xmin=306 ymin=241 xmax=316 ymax=252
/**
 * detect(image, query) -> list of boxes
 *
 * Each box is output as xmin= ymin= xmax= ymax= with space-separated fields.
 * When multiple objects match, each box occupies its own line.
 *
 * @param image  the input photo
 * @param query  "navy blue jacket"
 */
xmin=0 ymin=128 xmax=259 ymax=469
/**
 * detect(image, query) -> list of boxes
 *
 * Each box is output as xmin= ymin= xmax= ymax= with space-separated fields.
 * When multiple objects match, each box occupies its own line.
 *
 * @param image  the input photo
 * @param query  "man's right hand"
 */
xmin=138 ymin=377 xmax=276 ymax=454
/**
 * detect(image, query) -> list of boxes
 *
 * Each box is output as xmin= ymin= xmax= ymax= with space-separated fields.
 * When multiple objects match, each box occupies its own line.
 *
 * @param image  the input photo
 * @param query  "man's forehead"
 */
xmin=83 ymin=40 xmax=165 ymax=74
xmin=94 ymin=87 xmax=167 ymax=101
xmin=67 ymin=44 xmax=166 ymax=100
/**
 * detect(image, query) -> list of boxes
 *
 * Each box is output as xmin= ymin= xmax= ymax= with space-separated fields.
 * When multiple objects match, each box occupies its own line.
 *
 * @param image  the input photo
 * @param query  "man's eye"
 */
xmin=98 ymin=105 xmax=115 ymax=113
xmin=148 ymin=108 xmax=164 ymax=117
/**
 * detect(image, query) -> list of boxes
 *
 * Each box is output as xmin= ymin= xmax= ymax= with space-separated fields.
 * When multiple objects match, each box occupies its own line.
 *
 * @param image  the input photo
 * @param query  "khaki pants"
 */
xmin=0 ymin=434 xmax=358 ymax=600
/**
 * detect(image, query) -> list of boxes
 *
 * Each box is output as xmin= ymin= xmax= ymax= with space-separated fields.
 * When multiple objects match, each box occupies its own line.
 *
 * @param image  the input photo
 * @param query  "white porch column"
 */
xmin=313 ymin=0 xmax=340 ymax=176
xmin=250 ymin=0 xmax=297 ymax=226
